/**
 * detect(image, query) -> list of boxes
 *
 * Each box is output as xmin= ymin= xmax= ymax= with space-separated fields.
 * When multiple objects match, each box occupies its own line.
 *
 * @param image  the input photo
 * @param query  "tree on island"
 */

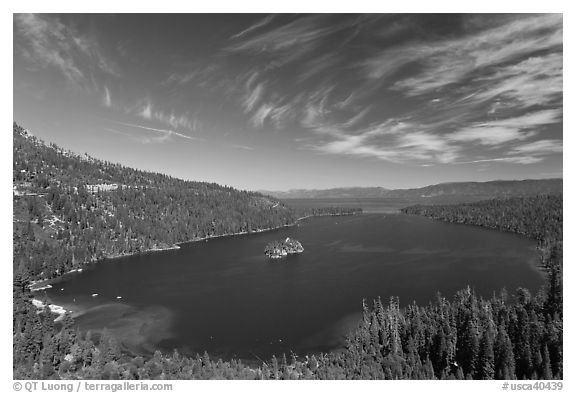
xmin=264 ymin=237 xmax=304 ymax=259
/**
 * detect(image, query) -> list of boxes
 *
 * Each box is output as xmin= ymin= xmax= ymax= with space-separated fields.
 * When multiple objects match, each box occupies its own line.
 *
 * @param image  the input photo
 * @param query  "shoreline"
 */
xmin=176 ymin=212 xmax=360 ymax=246
xmin=31 ymin=298 xmax=68 ymax=322
xmin=176 ymin=222 xmax=296 ymax=247
xmin=28 ymin=213 xmax=358 ymax=294
xmin=403 ymin=213 xmax=548 ymax=279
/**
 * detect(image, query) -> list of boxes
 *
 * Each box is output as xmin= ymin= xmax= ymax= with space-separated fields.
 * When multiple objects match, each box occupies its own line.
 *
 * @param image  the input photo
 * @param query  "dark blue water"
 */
xmin=45 ymin=213 xmax=543 ymax=361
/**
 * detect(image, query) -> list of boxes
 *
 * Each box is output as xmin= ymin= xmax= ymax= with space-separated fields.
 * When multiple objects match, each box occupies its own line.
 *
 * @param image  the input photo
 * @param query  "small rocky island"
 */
xmin=264 ymin=237 xmax=304 ymax=259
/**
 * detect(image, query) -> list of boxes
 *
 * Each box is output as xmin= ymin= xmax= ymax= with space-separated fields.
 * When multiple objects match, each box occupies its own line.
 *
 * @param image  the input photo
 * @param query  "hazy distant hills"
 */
xmin=261 ymin=179 xmax=563 ymax=201
xmin=260 ymin=187 xmax=392 ymax=199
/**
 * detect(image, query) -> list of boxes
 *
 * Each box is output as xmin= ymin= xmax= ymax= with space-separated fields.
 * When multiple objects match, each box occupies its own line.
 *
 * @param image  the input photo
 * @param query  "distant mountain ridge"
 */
xmin=261 ymin=179 xmax=562 ymax=200
xmin=260 ymin=187 xmax=391 ymax=199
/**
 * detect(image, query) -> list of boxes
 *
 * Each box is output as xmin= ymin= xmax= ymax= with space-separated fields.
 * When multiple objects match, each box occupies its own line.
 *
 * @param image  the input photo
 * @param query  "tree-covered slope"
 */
xmin=13 ymin=122 xmax=297 ymax=280
xmin=401 ymin=195 xmax=562 ymax=243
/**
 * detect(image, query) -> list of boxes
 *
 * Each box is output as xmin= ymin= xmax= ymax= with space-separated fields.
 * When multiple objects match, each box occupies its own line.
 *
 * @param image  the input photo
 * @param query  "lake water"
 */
xmin=45 ymin=212 xmax=543 ymax=362
xmin=284 ymin=198 xmax=412 ymax=213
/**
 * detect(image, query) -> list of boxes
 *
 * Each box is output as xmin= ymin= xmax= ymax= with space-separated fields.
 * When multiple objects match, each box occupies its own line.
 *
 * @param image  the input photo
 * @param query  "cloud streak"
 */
xmin=310 ymin=120 xmax=459 ymax=165
xmin=447 ymin=109 xmax=561 ymax=146
xmin=456 ymin=156 xmax=545 ymax=165
xmin=110 ymin=120 xmax=203 ymax=143
xmin=472 ymin=53 xmax=563 ymax=108
xmin=134 ymin=100 xmax=198 ymax=132
xmin=308 ymin=106 xmax=561 ymax=166
xmin=14 ymin=14 xmax=120 ymax=85
xmin=230 ymin=15 xmax=276 ymax=39
xmin=103 ymin=86 xmax=111 ymax=107
xmin=215 ymin=14 xmax=560 ymax=168
xmin=227 ymin=15 xmax=334 ymax=55
xmin=365 ymin=14 xmax=563 ymax=96
xmin=510 ymin=140 xmax=563 ymax=155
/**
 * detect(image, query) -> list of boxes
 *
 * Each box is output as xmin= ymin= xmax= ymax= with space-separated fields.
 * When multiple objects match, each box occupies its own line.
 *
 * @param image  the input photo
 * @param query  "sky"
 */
xmin=13 ymin=13 xmax=563 ymax=191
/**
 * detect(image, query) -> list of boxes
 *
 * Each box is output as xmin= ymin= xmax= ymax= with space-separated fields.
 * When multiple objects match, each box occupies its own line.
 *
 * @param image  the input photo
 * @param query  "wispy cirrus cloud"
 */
xmin=227 ymin=15 xmax=334 ymax=55
xmin=14 ymin=14 xmax=120 ymax=85
xmin=510 ymin=139 xmax=563 ymax=155
xmin=243 ymin=82 xmax=266 ymax=112
xmin=248 ymin=98 xmax=301 ymax=129
xmin=297 ymin=52 xmax=342 ymax=83
xmin=103 ymin=127 xmax=136 ymax=139
xmin=15 ymin=14 xmax=84 ymax=83
xmin=456 ymin=156 xmax=545 ymax=165
xmin=230 ymin=144 xmax=255 ymax=150
xmin=226 ymin=15 xmax=361 ymax=75
xmin=302 ymin=15 xmax=561 ymax=166
xmin=448 ymin=126 xmax=536 ymax=146
xmin=161 ymin=14 xmax=562 ymax=168
xmin=310 ymin=119 xmax=458 ymax=165
xmin=102 ymin=126 xmax=172 ymax=145
xmin=341 ymin=107 xmax=372 ymax=129
xmin=134 ymin=100 xmax=198 ymax=132
xmin=111 ymin=121 xmax=203 ymax=143
xmin=447 ymin=109 xmax=561 ymax=146
xmin=366 ymin=14 xmax=563 ymax=97
xmin=102 ymin=86 xmax=112 ymax=107
xmin=230 ymin=15 xmax=276 ymax=39
xmin=241 ymin=73 xmax=303 ymax=129
xmin=99 ymin=89 xmax=202 ymax=142
xmin=138 ymin=101 xmax=153 ymax=119
xmin=307 ymin=107 xmax=561 ymax=166
xmin=250 ymin=103 xmax=275 ymax=128
xmin=471 ymin=53 xmax=563 ymax=108
xmin=163 ymin=64 xmax=220 ymax=88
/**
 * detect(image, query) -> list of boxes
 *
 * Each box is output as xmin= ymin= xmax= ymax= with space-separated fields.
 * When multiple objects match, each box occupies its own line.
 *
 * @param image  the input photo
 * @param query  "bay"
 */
xmin=46 ymin=211 xmax=543 ymax=361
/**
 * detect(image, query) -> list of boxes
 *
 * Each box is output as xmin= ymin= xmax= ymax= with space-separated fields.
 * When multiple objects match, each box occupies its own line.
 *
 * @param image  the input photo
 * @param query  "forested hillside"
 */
xmin=13 ymin=122 xmax=302 ymax=281
xmin=401 ymin=196 xmax=562 ymax=243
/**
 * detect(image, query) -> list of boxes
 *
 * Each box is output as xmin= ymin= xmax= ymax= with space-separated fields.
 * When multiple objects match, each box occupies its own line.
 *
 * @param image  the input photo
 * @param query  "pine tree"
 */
xmin=13 ymin=261 xmax=31 ymax=294
xmin=271 ymin=355 xmax=279 ymax=379
xmin=421 ymin=356 xmax=436 ymax=379
xmin=457 ymin=319 xmax=479 ymax=376
xmin=495 ymin=324 xmax=516 ymax=379
xmin=544 ymin=245 xmax=563 ymax=317
xmin=476 ymin=328 xmax=495 ymax=379
xmin=541 ymin=345 xmax=553 ymax=380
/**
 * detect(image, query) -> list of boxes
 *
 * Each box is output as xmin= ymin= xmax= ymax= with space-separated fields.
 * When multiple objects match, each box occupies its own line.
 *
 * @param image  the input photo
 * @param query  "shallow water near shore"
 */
xmin=45 ymin=212 xmax=543 ymax=361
